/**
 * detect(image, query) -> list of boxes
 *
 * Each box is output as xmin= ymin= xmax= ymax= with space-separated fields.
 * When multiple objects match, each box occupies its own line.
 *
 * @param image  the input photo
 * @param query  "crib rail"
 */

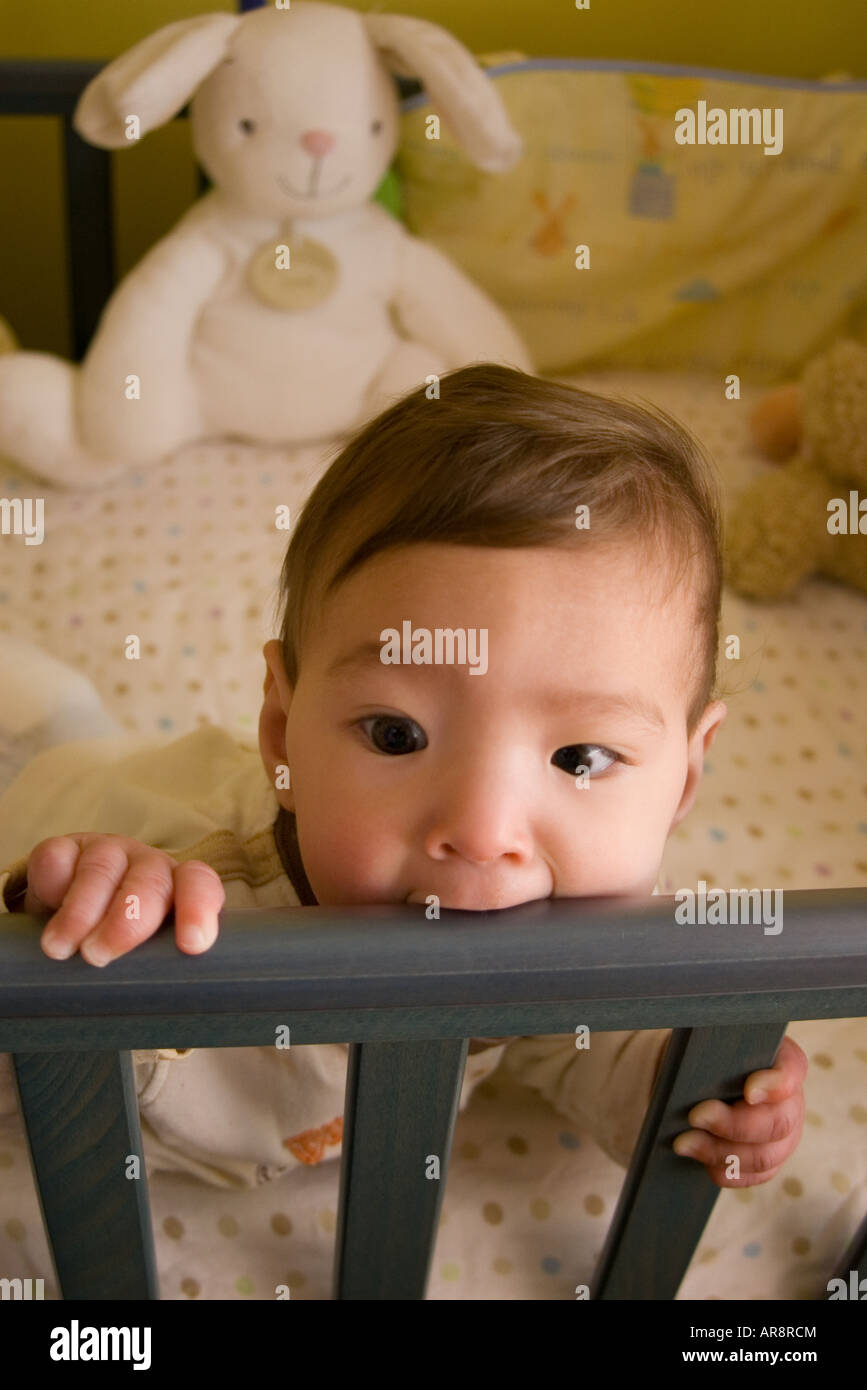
xmin=2 ymin=887 xmax=866 ymax=1300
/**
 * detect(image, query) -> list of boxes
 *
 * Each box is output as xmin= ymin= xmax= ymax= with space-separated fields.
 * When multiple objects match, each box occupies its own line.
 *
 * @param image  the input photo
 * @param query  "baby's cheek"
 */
xmin=591 ymin=791 xmax=672 ymax=894
xmin=300 ymin=817 xmax=400 ymax=906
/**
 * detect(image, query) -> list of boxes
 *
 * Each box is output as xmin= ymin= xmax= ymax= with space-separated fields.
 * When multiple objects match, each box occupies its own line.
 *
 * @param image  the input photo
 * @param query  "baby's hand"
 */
xmin=672 ymin=1034 xmax=807 ymax=1187
xmin=25 ymin=833 xmax=225 ymax=967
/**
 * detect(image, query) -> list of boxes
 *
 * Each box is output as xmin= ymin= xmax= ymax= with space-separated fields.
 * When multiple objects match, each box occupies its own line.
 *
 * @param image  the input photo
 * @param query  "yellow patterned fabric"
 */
xmin=398 ymin=64 xmax=867 ymax=381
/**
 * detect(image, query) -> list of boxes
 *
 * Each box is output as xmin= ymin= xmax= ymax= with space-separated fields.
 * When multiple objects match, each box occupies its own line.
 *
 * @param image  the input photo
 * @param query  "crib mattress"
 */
xmin=0 ymin=367 xmax=864 ymax=1300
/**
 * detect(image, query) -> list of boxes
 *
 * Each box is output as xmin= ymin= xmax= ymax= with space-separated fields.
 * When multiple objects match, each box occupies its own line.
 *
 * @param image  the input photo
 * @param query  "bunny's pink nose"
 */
xmin=301 ymin=129 xmax=336 ymax=157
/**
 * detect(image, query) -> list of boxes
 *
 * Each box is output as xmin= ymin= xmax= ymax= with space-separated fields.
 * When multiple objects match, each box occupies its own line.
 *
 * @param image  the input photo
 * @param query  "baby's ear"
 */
xmin=262 ymin=644 xmax=276 ymax=697
xmin=699 ymin=700 xmax=727 ymax=752
xmin=670 ymin=702 xmax=728 ymax=831
xmin=262 ymin=641 xmax=295 ymax=709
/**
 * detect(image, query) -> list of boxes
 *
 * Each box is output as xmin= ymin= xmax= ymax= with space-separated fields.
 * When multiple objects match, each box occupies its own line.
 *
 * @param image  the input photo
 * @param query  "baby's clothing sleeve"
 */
xmin=0 ymin=856 xmax=28 ymax=913
xmin=498 ymin=1027 xmax=671 ymax=1169
xmin=0 ymin=725 xmax=281 ymax=913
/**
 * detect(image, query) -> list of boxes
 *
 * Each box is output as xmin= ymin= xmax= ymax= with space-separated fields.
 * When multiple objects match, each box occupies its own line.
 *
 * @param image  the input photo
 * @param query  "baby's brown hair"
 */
xmin=277 ymin=363 xmax=724 ymax=736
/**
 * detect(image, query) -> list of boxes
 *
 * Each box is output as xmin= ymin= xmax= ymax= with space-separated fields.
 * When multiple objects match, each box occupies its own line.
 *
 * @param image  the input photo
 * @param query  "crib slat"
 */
xmin=62 ymin=116 xmax=114 ymax=360
xmin=12 ymin=1051 xmax=158 ymax=1300
xmin=590 ymin=1022 xmax=787 ymax=1300
xmin=334 ymin=1039 xmax=467 ymax=1299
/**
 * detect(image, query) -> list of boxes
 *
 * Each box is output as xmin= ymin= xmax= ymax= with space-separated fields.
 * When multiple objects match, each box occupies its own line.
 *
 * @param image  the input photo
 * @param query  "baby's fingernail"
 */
xmin=80 ymin=938 xmax=111 ymax=968
xmin=183 ymin=925 xmax=212 ymax=951
xmin=748 ymin=1088 xmax=767 ymax=1104
xmin=673 ymin=1136 xmax=703 ymax=1159
xmin=689 ymin=1102 xmax=721 ymax=1129
xmin=42 ymin=931 xmax=74 ymax=960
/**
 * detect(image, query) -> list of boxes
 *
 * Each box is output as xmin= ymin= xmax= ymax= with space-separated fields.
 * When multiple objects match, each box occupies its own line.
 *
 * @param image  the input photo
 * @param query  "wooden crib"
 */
xmin=2 ymin=890 xmax=867 ymax=1300
xmin=0 ymin=55 xmax=866 ymax=1304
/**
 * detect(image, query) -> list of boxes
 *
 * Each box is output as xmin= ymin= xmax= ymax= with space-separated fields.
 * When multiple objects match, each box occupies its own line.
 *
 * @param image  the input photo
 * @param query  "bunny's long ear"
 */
xmin=73 ymin=12 xmax=241 ymax=148
xmin=362 ymin=13 xmax=522 ymax=173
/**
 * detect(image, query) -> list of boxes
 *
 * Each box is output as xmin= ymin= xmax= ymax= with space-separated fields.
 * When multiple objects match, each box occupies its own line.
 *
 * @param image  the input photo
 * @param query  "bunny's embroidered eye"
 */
xmin=239 ymin=118 xmax=256 ymax=135
xmin=370 ymin=119 xmax=384 ymax=135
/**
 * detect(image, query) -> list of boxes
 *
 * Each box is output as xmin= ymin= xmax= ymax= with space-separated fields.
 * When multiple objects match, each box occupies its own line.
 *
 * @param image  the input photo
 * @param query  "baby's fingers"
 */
xmin=744 ymin=1034 xmax=808 ymax=1104
xmin=42 ymin=840 xmax=175 ymax=966
xmin=77 ymin=849 xmax=180 ymax=966
xmin=172 ymin=860 xmax=225 ymax=954
xmin=25 ymin=835 xmax=85 ymax=917
xmin=673 ymin=1125 xmax=793 ymax=1181
xmin=686 ymin=1089 xmax=804 ymax=1146
xmin=40 ymin=835 xmax=138 ymax=961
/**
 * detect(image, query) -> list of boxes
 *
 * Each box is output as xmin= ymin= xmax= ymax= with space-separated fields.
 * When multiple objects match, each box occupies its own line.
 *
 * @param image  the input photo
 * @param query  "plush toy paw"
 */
xmin=800 ymin=337 xmax=867 ymax=479
xmin=730 ymin=338 xmax=867 ymax=600
xmin=724 ymin=464 xmax=827 ymax=600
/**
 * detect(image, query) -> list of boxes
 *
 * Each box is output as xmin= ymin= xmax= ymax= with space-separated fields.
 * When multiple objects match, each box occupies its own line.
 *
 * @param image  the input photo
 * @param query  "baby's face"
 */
xmin=259 ymin=542 xmax=726 ymax=909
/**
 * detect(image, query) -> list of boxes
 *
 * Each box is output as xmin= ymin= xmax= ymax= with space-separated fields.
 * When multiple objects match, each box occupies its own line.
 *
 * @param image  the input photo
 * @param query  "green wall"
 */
xmin=2 ymin=0 xmax=865 ymax=353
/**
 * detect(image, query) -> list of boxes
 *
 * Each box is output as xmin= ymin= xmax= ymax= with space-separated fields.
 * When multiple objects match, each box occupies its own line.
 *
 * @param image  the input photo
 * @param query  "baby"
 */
xmin=0 ymin=362 xmax=805 ymax=1190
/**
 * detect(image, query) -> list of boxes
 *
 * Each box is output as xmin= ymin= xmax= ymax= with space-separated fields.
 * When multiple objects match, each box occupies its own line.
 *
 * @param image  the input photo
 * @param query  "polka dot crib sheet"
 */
xmin=0 ymin=435 xmax=342 ymax=744
xmin=0 ymin=367 xmax=865 ymax=1299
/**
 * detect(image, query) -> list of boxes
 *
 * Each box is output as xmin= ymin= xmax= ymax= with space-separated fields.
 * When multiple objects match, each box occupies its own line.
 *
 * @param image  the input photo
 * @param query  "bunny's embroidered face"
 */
xmin=73 ymin=3 xmax=523 ymax=218
xmin=190 ymin=5 xmax=400 ymax=220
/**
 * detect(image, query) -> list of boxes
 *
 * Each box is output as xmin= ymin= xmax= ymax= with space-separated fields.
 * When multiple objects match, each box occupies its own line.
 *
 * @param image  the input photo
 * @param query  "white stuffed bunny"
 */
xmin=0 ymin=2 xmax=532 ymax=489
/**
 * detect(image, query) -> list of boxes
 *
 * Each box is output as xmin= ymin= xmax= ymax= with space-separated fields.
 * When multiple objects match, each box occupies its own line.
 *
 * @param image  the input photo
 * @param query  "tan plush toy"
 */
xmin=725 ymin=338 xmax=867 ymax=599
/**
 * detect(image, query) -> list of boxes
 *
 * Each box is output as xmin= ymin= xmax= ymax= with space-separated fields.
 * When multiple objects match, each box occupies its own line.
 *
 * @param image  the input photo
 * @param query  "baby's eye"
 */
xmin=238 ymin=118 xmax=256 ymax=135
xmin=358 ymin=715 xmax=427 ymax=756
xmin=551 ymin=743 xmax=618 ymax=777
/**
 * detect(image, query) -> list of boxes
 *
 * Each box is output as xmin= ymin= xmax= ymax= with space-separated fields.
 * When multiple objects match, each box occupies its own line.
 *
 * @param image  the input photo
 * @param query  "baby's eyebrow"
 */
xmin=326 ymin=640 xmax=390 ymax=679
xmin=538 ymin=688 xmax=667 ymax=732
xmin=327 ymin=642 xmax=666 ymax=731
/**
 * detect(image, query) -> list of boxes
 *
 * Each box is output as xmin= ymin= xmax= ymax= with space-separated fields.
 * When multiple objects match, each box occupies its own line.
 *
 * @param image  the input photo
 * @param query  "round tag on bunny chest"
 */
xmin=246 ymin=236 xmax=339 ymax=311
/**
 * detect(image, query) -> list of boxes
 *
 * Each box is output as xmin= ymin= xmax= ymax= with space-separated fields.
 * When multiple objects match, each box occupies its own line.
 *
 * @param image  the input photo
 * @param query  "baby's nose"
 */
xmin=300 ymin=129 xmax=336 ymax=158
xmin=430 ymin=802 xmax=534 ymax=870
